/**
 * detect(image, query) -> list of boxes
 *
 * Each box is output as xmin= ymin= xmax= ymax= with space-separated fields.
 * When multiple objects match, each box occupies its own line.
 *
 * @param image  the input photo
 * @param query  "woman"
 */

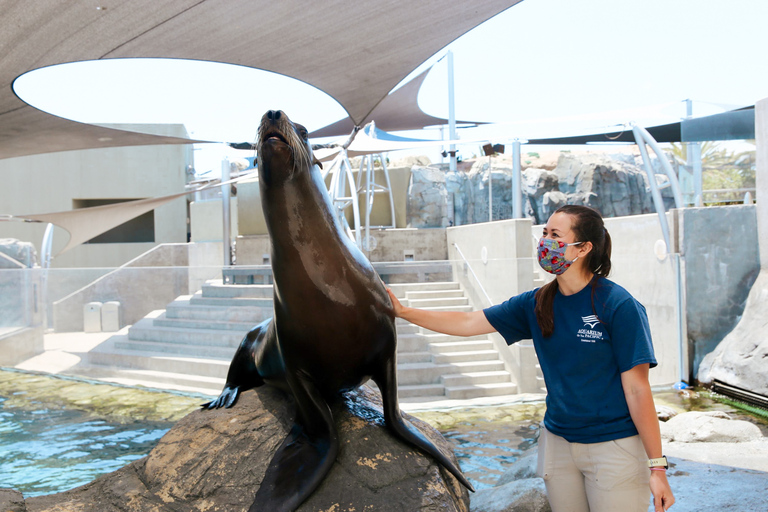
xmin=386 ymin=205 xmax=674 ymax=512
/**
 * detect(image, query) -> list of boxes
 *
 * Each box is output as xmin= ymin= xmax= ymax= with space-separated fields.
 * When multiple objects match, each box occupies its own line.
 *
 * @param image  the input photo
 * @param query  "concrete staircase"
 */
xmin=84 ymin=280 xmax=518 ymax=401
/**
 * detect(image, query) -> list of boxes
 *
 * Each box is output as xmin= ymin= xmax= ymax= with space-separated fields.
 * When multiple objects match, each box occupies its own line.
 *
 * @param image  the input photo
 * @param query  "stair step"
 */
xmin=85 ymin=337 xmax=231 ymax=379
xmin=201 ymin=282 xmax=273 ymax=298
xmin=441 ymin=370 xmax=512 ymax=386
xmin=128 ymin=320 xmax=245 ymax=347
xmin=405 ymin=297 xmax=469 ymax=308
xmin=387 ymin=282 xmax=460 ymax=298
xmin=397 ymin=352 xmax=433 ymax=364
xmin=397 ymin=360 xmax=506 ymax=385
xmin=445 ymin=382 xmax=518 ymax=400
xmin=153 ymin=314 xmax=257 ymax=332
xmin=166 ymin=302 xmax=272 ymax=323
xmin=397 ymin=383 xmax=445 ymax=398
xmin=189 ymin=295 xmax=274 ymax=308
xmin=115 ymin=339 xmax=236 ymax=359
xmin=404 ymin=290 xmax=465 ymax=300
xmin=428 ymin=340 xmax=494 ymax=354
xmin=432 ymin=350 xmax=500 ymax=364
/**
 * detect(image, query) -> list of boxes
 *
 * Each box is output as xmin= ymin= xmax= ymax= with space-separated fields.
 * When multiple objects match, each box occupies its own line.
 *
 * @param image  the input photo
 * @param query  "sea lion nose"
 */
xmin=266 ymin=110 xmax=282 ymax=121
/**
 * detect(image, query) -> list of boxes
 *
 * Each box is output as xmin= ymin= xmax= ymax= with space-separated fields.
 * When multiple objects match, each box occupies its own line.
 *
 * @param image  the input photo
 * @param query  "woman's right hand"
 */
xmin=385 ymin=286 xmax=404 ymax=317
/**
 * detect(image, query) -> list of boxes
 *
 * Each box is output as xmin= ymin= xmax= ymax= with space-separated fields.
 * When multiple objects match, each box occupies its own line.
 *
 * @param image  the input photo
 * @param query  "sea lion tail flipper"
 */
xmin=249 ymin=371 xmax=338 ymax=512
xmin=374 ymin=357 xmax=476 ymax=492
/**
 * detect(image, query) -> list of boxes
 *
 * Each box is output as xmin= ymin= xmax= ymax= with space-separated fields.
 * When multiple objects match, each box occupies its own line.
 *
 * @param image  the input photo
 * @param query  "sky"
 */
xmin=13 ymin=0 xmax=768 ymax=174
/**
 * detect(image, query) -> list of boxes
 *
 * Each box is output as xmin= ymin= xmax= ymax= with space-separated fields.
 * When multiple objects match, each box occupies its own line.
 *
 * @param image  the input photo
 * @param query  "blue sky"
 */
xmin=14 ymin=0 xmax=768 ymax=173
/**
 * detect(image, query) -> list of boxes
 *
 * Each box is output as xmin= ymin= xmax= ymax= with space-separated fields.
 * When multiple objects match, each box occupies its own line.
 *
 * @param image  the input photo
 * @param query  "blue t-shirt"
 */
xmin=483 ymin=277 xmax=657 ymax=444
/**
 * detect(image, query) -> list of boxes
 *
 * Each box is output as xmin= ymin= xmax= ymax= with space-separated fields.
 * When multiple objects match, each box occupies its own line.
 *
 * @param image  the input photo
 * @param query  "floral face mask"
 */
xmin=537 ymin=237 xmax=583 ymax=275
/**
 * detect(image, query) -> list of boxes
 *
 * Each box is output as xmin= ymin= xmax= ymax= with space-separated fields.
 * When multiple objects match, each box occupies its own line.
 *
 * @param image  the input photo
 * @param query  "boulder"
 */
xmin=470 ymin=449 xmax=550 ymax=512
xmin=24 ymin=386 xmax=469 ymax=512
xmin=407 ymin=165 xmax=451 ymax=228
xmin=470 ymin=479 xmax=550 ymax=512
xmin=698 ymin=270 xmax=768 ymax=396
xmin=0 ymin=239 xmax=38 ymax=268
xmin=522 ymin=168 xmax=565 ymax=225
xmin=0 ymin=488 xmax=26 ymax=512
xmin=660 ymin=411 xmax=763 ymax=443
xmin=553 ymin=153 xmax=653 ymax=217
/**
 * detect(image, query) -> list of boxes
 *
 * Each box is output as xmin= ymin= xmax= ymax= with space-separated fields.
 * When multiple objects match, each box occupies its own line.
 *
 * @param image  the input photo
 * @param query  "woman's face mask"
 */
xmin=537 ymin=237 xmax=583 ymax=275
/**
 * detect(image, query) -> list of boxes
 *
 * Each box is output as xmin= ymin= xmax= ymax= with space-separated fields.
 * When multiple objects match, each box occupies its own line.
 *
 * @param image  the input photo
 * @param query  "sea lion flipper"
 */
xmin=250 ymin=370 xmax=339 ymax=512
xmin=374 ymin=356 xmax=476 ymax=492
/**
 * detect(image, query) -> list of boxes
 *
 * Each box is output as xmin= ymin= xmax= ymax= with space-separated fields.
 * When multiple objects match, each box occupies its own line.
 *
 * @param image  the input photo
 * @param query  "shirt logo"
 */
xmin=577 ymin=314 xmax=604 ymax=343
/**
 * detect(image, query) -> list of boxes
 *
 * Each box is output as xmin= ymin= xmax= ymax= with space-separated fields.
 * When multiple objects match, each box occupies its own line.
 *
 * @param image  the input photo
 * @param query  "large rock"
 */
xmin=407 ymin=165 xmax=451 ymax=228
xmin=471 ymin=449 xmax=550 ymax=512
xmin=660 ymin=411 xmax=763 ymax=443
xmin=698 ymin=270 xmax=768 ymax=396
xmin=24 ymin=386 xmax=469 ymax=512
xmin=553 ymin=153 xmax=653 ymax=217
xmin=0 ymin=239 xmax=38 ymax=268
xmin=522 ymin=168 xmax=566 ymax=225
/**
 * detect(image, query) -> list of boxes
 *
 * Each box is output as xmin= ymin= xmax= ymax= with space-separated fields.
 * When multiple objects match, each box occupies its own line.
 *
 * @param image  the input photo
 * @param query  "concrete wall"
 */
xmin=679 ymin=206 xmax=759 ymax=375
xmin=0 ymin=125 xmax=192 ymax=269
xmin=52 ymin=242 xmax=221 ymax=332
xmin=446 ymin=219 xmax=541 ymax=392
xmin=190 ymin=197 xmax=239 ymax=242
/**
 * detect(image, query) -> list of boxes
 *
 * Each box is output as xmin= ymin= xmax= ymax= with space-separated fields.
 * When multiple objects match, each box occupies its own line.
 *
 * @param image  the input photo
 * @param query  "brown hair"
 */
xmin=534 ymin=205 xmax=612 ymax=337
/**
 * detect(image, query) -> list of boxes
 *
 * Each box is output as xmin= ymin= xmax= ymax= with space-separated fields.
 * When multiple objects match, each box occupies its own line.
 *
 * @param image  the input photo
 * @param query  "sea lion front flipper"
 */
xmin=374 ymin=355 xmax=475 ymax=492
xmin=249 ymin=369 xmax=339 ymax=512
xmin=202 ymin=320 xmax=274 ymax=409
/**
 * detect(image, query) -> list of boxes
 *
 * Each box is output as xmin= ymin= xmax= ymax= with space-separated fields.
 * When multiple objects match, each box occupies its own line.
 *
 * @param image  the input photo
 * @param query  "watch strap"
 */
xmin=647 ymin=456 xmax=668 ymax=468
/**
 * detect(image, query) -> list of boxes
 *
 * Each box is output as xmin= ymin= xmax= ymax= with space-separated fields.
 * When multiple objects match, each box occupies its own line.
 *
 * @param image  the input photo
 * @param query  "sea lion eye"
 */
xmin=299 ymin=129 xmax=308 ymax=140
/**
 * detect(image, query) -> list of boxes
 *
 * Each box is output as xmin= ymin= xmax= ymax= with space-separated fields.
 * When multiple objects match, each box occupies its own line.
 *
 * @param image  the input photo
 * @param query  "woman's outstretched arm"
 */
xmin=386 ymin=287 xmax=496 ymax=337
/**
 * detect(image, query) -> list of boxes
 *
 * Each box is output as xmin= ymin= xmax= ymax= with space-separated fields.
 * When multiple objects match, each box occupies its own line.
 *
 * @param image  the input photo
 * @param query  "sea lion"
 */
xmin=203 ymin=110 xmax=473 ymax=512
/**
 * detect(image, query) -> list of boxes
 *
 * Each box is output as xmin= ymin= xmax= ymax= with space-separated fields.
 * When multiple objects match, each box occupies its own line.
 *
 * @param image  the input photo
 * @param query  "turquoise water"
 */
xmin=443 ymin=420 xmax=540 ymax=489
xmin=0 ymin=396 xmax=172 ymax=497
xmin=0 ymin=395 xmax=537 ymax=496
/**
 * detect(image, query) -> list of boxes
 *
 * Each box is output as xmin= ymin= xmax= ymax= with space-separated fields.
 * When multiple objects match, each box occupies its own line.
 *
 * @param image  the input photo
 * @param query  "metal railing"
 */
xmin=451 ymin=242 xmax=493 ymax=307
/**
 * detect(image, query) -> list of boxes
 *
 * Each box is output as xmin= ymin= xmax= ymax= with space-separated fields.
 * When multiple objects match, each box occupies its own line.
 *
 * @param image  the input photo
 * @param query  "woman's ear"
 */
xmin=578 ymin=241 xmax=593 ymax=257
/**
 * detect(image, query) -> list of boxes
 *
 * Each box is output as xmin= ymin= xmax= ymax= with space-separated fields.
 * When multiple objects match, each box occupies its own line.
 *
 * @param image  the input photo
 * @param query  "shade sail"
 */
xmin=0 ymin=0 xmax=522 ymax=160
xmin=11 ymin=173 xmax=256 ymax=256
xmin=309 ymin=66 xmax=486 ymax=139
xmin=313 ymin=125 xmax=488 ymax=162
xmin=525 ymin=106 xmax=756 ymax=145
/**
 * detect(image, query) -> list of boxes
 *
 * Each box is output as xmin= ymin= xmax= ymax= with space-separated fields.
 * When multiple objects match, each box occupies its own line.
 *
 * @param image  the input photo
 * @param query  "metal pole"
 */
xmin=512 ymin=140 xmax=522 ymax=218
xmin=685 ymin=99 xmax=704 ymax=207
xmin=447 ymin=50 xmax=457 ymax=172
xmin=488 ymin=155 xmax=492 ymax=222
xmin=632 ymin=126 xmax=672 ymax=253
xmin=221 ymin=158 xmax=232 ymax=270
xmin=40 ymin=223 xmax=54 ymax=330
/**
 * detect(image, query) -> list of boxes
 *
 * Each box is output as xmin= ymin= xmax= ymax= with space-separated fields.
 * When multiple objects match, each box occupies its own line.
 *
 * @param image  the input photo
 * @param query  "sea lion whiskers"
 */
xmin=257 ymin=113 xmax=313 ymax=175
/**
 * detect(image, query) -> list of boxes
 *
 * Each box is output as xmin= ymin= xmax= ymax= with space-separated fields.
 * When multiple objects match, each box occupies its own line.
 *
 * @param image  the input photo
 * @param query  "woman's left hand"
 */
xmin=650 ymin=470 xmax=675 ymax=511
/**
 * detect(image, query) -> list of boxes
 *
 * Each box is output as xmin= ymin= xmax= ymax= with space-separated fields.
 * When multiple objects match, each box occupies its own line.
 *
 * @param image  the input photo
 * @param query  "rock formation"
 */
xmin=697 ymin=270 xmax=768 ymax=396
xmin=22 ymin=386 xmax=469 ymax=512
xmin=406 ymin=151 xmax=676 ymax=228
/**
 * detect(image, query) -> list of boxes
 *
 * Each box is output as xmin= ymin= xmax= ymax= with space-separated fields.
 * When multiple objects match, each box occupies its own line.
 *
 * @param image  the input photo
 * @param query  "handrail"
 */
xmin=452 ymin=242 xmax=493 ymax=307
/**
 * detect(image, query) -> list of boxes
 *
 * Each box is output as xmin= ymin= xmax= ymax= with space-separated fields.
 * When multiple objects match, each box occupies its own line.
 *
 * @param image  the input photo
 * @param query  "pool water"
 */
xmin=0 ymin=394 xmax=538 ymax=496
xmin=443 ymin=420 xmax=540 ymax=489
xmin=0 ymin=396 xmax=172 ymax=497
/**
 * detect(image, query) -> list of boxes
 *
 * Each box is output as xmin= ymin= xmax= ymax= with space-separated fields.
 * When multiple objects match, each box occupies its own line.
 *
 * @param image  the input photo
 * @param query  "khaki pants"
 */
xmin=536 ymin=427 xmax=651 ymax=512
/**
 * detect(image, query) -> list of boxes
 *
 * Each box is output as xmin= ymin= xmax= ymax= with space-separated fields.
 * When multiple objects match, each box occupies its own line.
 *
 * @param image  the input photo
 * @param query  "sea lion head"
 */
xmin=257 ymin=110 xmax=318 ymax=185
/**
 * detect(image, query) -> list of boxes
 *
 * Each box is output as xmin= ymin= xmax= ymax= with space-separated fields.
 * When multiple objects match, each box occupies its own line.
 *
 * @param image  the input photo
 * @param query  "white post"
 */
xmin=447 ymin=50 xmax=457 ymax=172
xmin=488 ymin=155 xmax=493 ymax=222
xmin=512 ymin=140 xmax=522 ymax=218
xmin=686 ymin=99 xmax=704 ymax=206
xmin=221 ymin=158 xmax=232 ymax=270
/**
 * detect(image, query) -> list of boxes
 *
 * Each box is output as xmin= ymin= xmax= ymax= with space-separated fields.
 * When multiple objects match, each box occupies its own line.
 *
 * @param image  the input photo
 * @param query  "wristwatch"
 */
xmin=647 ymin=456 xmax=668 ymax=469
